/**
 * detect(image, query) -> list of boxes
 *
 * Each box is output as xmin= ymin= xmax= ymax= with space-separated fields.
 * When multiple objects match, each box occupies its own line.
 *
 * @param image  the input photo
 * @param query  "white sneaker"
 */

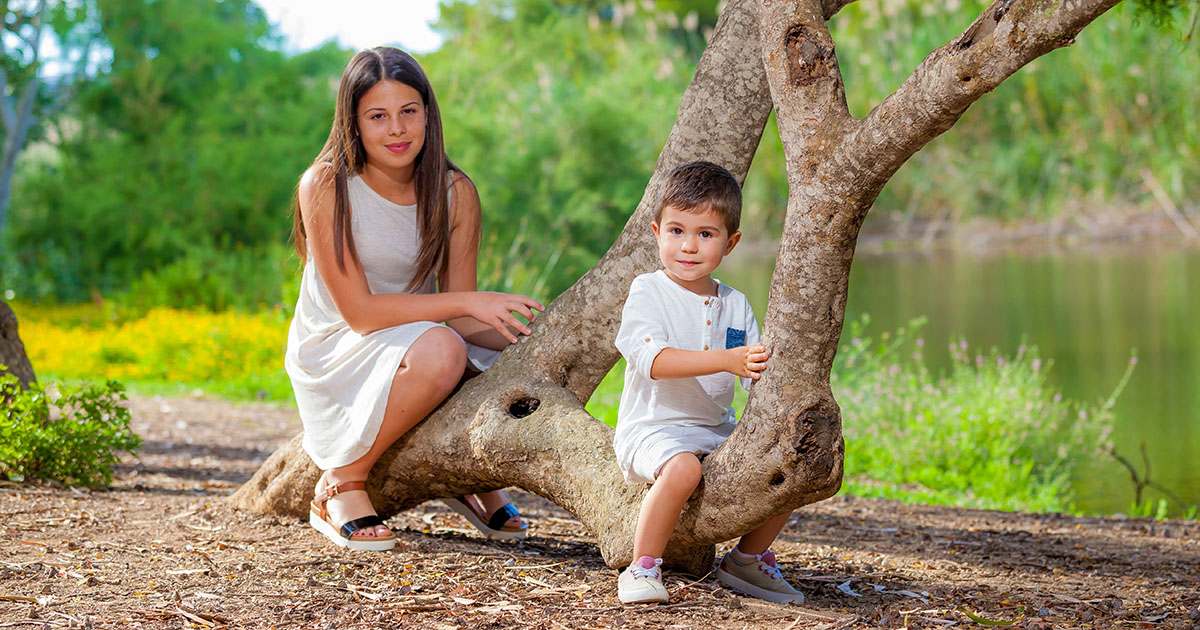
xmin=618 ymin=556 xmax=669 ymax=604
xmin=716 ymin=549 xmax=805 ymax=604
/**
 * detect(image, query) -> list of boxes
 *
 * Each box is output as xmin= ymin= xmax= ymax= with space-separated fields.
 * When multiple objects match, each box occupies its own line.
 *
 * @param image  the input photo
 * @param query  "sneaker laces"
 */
xmin=757 ymin=560 xmax=784 ymax=581
xmin=734 ymin=550 xmax=784 ymax=581
xmin=755 ymin=551 xmax=784 ymax=581
xmin=630 ymin=557 xmax=663 ymax=579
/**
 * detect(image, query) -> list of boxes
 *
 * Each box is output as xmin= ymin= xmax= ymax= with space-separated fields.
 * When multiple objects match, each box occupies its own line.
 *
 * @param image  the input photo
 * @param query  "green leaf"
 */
xmin=958 ymin=607 xmax=1018 ymax=626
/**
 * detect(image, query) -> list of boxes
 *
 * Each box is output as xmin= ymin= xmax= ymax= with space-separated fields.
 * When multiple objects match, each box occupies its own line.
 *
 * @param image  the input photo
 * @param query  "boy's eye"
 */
xmin=700 ymin=231 xmax=713 ymax=238
xmin=669 ymin=227 xmax=683 ymax=235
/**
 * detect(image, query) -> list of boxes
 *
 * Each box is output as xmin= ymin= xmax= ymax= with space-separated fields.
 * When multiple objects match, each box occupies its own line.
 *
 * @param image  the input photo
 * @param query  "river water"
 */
xmin=722 ymin=246 xmax=1200 ymax=515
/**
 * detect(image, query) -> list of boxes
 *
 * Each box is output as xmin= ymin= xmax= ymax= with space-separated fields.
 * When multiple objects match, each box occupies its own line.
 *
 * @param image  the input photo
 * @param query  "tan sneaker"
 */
xmin=716 ymin=550 xmax=805 ymax=604
xmin=618 ymin=556 xmax=669 ymax=604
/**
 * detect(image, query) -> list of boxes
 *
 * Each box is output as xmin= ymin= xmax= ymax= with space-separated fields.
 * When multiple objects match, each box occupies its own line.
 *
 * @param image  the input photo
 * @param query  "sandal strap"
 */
xmin=340 ymin=514 xmax=387 ymax=539
xmin=487 ymin=502 xmax=521 ymax=531
xmin=313 ymin=480 xmax=369 ymax=506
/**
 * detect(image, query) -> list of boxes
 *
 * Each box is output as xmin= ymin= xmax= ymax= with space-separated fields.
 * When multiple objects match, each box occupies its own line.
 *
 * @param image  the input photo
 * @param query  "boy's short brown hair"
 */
xmin=657 ymin=161 xmax=742 ymax=234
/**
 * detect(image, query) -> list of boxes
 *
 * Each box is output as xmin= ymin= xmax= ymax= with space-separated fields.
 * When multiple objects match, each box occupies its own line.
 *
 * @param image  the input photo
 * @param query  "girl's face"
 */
xmin=356 ymin=79 xmax=427 ymax=175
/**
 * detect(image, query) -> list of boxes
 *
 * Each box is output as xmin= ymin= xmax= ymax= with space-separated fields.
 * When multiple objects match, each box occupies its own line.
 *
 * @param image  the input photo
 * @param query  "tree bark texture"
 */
xmin=0 ymin=300 xmax=36 ymax=387
xmin=233 ymin=0 xmax=1125 ymax=575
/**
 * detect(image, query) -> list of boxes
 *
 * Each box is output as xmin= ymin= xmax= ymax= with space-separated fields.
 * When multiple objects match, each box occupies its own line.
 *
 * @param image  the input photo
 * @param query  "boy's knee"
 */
xmin=658 ymin=453 xmax=703 ymax=490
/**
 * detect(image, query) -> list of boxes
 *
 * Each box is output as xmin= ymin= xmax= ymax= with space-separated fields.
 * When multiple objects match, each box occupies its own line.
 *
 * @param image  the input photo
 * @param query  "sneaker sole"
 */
xmin=715 ymin=567 xmax=805 ymax=604
xmin=618 ymin=589 xmax=669 ymax=604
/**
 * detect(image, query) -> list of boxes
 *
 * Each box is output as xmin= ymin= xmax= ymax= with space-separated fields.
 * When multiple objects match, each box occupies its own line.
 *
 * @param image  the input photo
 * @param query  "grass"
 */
xmin=18 ymin=302 xmax=1122 ymax=515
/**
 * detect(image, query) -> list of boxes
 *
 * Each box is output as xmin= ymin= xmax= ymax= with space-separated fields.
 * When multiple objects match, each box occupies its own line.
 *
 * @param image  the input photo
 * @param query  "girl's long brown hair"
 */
xmin=292 ymin=47 xmax=461 ymax=292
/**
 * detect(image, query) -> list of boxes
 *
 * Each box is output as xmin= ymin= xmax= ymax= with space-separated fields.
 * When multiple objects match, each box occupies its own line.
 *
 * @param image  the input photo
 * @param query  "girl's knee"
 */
xmin=407 ymin=326 xmax=467 ymax=388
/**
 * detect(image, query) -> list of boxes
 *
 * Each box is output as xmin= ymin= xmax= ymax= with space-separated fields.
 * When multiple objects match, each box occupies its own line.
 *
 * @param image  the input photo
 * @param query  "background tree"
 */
xmin=232 ymin=0 xmax=1180 ymax=573
xmin=0 ymin=0 xmax=98 ymax=238
xmin=5 ymin=0 xmax=347 ymax=305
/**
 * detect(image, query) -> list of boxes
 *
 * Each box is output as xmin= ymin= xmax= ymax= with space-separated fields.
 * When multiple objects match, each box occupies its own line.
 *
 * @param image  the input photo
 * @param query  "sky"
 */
xmin=254 ymin=0 xmax=445 ymax=53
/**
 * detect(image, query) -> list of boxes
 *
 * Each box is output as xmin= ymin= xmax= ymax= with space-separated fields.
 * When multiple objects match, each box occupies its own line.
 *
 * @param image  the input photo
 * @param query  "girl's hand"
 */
xmin=465 ymin=292 xmax=545 ymax=344
xmin=728 ymin=343 xmax=769 ymax=379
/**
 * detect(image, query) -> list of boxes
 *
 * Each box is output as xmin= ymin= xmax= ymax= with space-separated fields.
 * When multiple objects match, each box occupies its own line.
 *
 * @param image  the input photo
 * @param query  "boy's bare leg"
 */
xmin=734 ymin=511 xmax=792 ymax=555
xmin=632 ymin=452 xmax=703 ymax=560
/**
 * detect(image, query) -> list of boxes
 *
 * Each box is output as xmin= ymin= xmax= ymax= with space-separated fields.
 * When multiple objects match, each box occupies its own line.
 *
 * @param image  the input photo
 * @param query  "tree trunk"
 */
xmin=0 ymin=134 xmax=22 ymax=238
xmin=233 ymin=0 xmax=1125 ymax=575
xmin=0 ymin=300 xmax=36 ymax=388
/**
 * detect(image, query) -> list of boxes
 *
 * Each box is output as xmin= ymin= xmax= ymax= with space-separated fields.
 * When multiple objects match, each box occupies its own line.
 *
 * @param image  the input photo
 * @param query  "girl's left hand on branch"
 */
xmin=466 ymin=292 xmax=545 ymax=344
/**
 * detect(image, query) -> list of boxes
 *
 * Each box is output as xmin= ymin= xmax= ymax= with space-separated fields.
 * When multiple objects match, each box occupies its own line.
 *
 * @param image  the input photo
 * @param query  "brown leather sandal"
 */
xmin=309 ymin=481 xmax=396 ymax=551
xmin=442 ymin=495 xmax=528 ymax=540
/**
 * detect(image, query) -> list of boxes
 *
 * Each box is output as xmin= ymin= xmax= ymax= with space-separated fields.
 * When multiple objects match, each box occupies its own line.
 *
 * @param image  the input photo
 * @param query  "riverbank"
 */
xmin=1 ymin=395 xmax=1197 ymax=629
xmin=733 ymin=205 xmax=1200 ymax=261
xmin=866 ymin=203 xmax=1199 ymax=255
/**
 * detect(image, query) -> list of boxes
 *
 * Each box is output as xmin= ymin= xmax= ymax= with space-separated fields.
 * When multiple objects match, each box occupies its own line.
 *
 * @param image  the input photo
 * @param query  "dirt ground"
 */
xmin=1 ymin=396 xmax=1197 ymax=629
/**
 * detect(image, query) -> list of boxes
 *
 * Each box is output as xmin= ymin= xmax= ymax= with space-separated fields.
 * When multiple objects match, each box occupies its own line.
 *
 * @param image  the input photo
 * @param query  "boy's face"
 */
xmin=652 ymin=204 xmax=741 ymax=294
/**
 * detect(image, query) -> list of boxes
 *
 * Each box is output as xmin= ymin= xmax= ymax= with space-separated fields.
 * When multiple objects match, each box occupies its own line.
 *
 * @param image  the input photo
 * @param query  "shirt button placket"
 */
xmin=702 ymin=299 xmax=713 ymax=351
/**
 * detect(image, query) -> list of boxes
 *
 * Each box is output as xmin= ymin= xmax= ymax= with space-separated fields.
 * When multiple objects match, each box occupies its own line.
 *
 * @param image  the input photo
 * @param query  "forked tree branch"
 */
xmin=846 ymin=0 xmax=1123 ymax=189
xmin=241 ymin=0 xmax=1140 ymax=577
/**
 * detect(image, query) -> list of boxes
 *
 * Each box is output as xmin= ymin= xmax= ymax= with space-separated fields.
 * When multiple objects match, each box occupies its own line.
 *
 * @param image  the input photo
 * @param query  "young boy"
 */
xmin=613 ymin=161 xmax=804 ymax=605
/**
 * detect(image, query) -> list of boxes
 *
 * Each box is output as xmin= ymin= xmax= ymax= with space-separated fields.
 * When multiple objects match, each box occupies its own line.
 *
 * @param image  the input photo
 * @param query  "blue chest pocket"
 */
xmin=725 ymin=328 xmax=746 ymax=349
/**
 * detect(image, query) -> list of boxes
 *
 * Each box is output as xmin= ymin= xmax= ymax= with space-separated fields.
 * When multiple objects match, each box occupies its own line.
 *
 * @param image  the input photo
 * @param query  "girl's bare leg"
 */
xmin=455 ymin=368 xmax=524 ymax=529
xmin=319 ymin=326 xmax=468 ymax=537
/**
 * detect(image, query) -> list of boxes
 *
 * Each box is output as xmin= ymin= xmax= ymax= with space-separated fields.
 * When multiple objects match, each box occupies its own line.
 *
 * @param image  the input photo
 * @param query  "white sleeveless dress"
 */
xmin=284 ymin=175 xmax=497 ymax=470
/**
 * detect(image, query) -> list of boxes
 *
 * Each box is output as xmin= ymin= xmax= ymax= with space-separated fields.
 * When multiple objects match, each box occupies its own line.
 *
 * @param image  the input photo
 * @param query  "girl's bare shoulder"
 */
xmin=449 ymin=170 xmax=480 ymax=219
xmin=300 ymin=162 xmax=338 ymax=199
xmin=298 ymin=163 xmax=341 ymax=222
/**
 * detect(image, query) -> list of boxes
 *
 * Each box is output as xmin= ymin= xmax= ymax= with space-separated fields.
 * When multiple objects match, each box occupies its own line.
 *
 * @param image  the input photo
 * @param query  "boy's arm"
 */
xmin=615 ymin=277 xmax=671 ymax=379
xmin=651 ymin=345 xmax=769 ymax=380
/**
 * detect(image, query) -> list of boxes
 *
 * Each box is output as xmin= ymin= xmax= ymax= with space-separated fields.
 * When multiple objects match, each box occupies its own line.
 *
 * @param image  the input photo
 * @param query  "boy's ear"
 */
xmin=724 ymin=230 xmax=742 ymax=255
xmin=651 ymin=221 xmax=661 ymax=239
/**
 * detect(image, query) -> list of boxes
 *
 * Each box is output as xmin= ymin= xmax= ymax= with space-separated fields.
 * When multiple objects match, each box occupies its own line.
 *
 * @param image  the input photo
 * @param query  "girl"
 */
xmin=286 ymin=47 xmax=544 ymax=551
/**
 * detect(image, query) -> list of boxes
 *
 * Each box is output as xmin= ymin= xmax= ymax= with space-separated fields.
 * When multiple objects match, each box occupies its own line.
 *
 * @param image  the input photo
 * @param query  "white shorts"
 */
xmin=617 ymin=423 xmax=735 ymax=484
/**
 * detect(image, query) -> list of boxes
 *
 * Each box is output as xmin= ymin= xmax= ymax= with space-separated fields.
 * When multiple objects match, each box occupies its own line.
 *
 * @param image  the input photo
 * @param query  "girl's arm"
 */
xmin=439 ymin=173 xmax=543 ymax=348
xmin=650 ymin=345 xmax=769 ymax=380
xmin=300 ymin=165 xmax=539 ymax=338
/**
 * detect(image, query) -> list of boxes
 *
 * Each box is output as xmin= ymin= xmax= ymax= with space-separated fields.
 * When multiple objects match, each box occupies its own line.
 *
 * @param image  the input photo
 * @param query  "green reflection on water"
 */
xmin=721 ymin=247 xmax=1200 ymax=515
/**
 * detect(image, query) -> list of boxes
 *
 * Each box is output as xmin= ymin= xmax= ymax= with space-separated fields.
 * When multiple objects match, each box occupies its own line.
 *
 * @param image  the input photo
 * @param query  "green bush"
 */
xmin=0 ymin=371 xmax=142 ymax=487
xmin=834 ymin=316 xmax=1123 ymax=513
xmin=113 ymin=241 xmax=300 ymax=314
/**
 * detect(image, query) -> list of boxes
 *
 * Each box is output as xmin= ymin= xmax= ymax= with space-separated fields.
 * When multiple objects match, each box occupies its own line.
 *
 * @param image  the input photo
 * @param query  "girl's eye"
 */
xmin=371 ymin=113 xmax=385 ymax=120
xmin=403 ymin=107 xmax=418 ymax=115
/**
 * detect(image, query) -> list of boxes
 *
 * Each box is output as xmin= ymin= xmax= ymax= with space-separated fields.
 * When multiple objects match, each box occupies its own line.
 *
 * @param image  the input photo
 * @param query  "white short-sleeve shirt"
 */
xmin=613 ymin=270 xmax=761 ymax=476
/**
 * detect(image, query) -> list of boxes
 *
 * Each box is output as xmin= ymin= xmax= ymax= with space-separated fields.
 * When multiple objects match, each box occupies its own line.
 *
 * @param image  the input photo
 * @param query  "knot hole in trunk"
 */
xmin=507 ymin=397 xmax=540 ymax=418
xmin=785 ymin=24 xmax=834 ymax=87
